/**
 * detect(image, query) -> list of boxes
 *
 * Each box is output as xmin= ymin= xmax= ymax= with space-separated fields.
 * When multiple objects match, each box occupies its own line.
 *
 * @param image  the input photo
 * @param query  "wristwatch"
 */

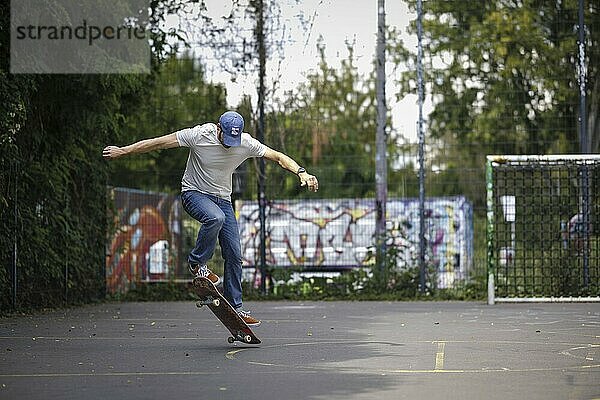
xmin=296 ymin=167 xmax=306 ymax=175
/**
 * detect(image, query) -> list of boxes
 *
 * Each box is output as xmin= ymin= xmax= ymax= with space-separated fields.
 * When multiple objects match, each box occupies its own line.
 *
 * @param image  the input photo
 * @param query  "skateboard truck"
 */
xmin=228 ymin=333 xmax=254 ymax=344
xmin=195 ymin=296 xmax=221 ymax=308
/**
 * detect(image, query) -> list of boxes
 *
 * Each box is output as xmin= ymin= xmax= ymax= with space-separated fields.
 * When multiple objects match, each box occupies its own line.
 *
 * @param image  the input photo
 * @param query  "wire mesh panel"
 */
xmin=487 ymin=155 xmax=600 ymax=302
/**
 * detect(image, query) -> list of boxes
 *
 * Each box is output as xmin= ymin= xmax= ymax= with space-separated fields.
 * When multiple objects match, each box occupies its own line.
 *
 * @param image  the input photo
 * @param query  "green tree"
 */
xmin=0 ymin=0 xmax=200 ymax=310
xmin=389 ymin=0 xmax=599 ymax=206
xmin=265 ymin=43 xmax=395 ymax=199
xmin=109 ymin=51 xmax=228 ymax=193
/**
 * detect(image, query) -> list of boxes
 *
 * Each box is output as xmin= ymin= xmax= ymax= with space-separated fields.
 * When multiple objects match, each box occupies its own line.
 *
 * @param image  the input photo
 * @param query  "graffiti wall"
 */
xmin=236 ymin=197 xmax=473 ymax=288
xmin=106 ymin=191 xmax=473 ymax=292
xmin=106 ymin=188 xmax=182 ymax=294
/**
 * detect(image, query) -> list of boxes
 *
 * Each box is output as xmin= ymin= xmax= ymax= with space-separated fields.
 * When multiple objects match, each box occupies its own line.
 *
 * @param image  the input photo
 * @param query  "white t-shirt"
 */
xmin=176 ymin=123 xmax=267 ymax=200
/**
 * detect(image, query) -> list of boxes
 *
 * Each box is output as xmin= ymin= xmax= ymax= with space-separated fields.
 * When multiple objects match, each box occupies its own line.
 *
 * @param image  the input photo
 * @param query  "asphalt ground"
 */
xmin=0 ymin=301 xmax=598 ymax=400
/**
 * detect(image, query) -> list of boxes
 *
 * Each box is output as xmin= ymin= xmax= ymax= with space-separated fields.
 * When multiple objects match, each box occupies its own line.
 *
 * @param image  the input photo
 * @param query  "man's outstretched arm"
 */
xmin=102 ymin=133 xmax=179 ymax=159
xmin=263 ymin=147 xmax=319 ymax=192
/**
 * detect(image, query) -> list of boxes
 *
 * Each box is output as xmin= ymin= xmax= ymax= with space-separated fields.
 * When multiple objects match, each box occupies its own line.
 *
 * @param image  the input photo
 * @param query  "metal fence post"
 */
xmin=577 ymin=0 xmax=588 ymax=154
xmin=416 ymin=0 xmax=427 ymax=292
xmin=486 ymin=157 xmax=496 ymax=305
xmin=12 ymin=160 xmax=18 ymax=309
xmin=375 ymin=0 xmax=387 ymax=279
xmin=256 ymin=0 xmax=268 ymax=295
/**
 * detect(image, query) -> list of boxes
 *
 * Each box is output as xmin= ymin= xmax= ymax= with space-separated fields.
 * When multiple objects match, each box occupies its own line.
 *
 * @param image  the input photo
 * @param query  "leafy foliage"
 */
xmin=389 ymin=0 xmax=600 ymax=210
xmin=0 ymin=1 xmax=198 ymax=310
xmin=261 ymin=43 xmax=396 ymax=200
xmin=392 ymin=0 xmax=598 ymax=151
xmin=0 ymin=72 xmax=148 ymax=310
xmin=108 ymin=51 xmax=228 ymax=193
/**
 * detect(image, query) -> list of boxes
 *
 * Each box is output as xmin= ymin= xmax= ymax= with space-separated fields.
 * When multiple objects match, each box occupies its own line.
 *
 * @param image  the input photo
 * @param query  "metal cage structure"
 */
xmin=486 ymin=155 xmax=600 ymax=304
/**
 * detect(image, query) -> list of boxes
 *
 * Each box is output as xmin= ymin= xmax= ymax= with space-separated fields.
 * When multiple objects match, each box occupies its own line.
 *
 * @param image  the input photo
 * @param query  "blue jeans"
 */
xmin=181 ymin=191 xmax=243 ymax=309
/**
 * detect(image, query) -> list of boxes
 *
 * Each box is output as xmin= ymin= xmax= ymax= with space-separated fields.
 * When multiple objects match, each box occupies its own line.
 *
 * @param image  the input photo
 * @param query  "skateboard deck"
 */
xmin=193 ymin=276 xmax=261 ymax=345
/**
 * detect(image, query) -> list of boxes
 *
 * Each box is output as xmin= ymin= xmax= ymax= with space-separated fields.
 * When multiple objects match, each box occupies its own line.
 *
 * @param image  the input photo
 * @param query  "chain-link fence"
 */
xmin=99 ymin=0 xmax=598 ymax=297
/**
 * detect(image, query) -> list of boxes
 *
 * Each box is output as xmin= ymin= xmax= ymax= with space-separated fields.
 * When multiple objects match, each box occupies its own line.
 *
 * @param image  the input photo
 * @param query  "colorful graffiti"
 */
xmin=236 ymin=197 xmax=473 ymax=288
xmin=106 ymin=188 xmax=182 ymax=294
xmin=106 ymin=190 xmax=473 ymax=292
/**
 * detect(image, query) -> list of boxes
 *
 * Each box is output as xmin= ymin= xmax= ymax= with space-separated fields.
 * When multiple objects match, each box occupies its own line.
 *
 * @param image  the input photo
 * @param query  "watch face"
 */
xmin=297 ymin=167 xmax=306 ymax=174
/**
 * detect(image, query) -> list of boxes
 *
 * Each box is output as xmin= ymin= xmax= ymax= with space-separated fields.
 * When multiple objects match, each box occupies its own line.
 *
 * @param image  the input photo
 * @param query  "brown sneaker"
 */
xmin=189 ymin=263 xmax=222 ymax=286
xmin=237 ymin=309 xmax=261 ymax=327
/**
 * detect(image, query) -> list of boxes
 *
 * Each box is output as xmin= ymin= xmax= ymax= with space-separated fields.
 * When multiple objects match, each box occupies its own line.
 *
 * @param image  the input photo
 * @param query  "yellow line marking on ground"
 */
xmin=226 ymin=349 xmax=247 ymax=360
xmin=248 ymin=361 xmax=277 ymax=366
xmin=435 ymin=341 xmax=446 ymax=370
xmin=560 ymin=344 xmax=599 ymax=361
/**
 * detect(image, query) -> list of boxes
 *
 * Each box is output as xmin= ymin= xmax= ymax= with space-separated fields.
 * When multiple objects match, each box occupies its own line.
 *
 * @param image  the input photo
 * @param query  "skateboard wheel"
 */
xmin=227 ymin=337 xmax=235 ymax=344
xmin=195 ymin=301 xmax=203 ymax=308
xmin=213 ymin=299 xmax=220 ymax=307
xmin=244 ymin=335 xmax=252 ymax=343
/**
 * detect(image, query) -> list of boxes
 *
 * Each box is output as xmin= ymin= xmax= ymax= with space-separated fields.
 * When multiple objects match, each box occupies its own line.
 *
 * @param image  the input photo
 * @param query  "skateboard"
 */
xmin=193 ymin=276 xmax=261 ymax=345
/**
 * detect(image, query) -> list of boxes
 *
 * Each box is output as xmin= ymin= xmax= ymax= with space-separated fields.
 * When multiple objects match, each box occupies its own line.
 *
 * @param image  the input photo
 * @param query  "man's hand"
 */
xmin=261 ymin=147 xmax=319 ymax=192
xmin=102 ymin=146 xmax=126 ymax=160
xmin=299 ymin=172 xmax=319 ymax=192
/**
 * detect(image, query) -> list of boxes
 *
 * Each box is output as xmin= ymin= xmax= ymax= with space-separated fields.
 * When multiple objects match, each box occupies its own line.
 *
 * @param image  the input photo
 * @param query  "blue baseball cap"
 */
xmin=219 ymin=111 xmax=244 ymax=147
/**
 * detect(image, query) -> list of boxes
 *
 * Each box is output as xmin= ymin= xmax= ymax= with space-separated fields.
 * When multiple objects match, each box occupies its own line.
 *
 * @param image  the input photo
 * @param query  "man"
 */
xmin=103 ymin=111 xmax=319 ymax=326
